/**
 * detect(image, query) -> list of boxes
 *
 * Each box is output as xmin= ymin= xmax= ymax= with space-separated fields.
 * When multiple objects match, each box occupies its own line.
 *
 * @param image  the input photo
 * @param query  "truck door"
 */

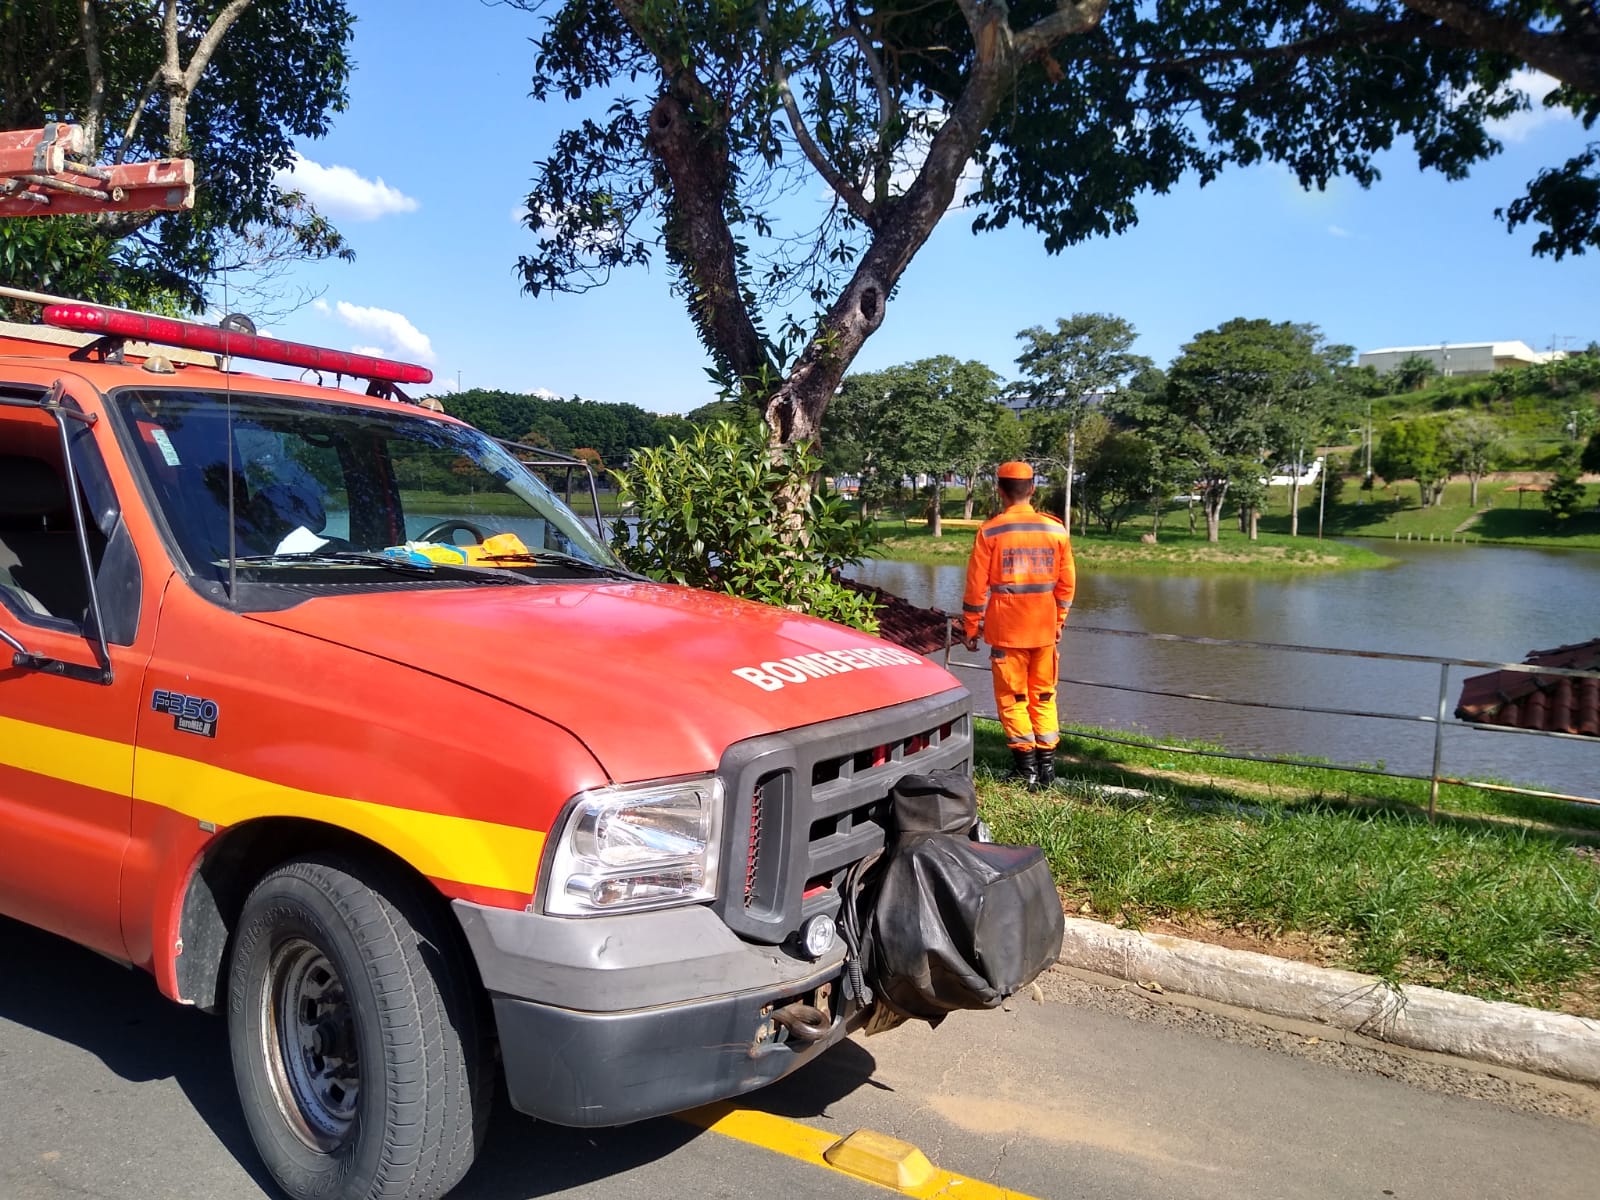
xmin=0 ymin=382 xmax=151 ymax=959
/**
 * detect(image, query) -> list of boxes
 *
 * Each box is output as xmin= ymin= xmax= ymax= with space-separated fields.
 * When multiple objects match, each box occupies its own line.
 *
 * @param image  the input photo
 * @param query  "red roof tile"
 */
xmin=1455 ymin=639 xmax=1600 ymax=737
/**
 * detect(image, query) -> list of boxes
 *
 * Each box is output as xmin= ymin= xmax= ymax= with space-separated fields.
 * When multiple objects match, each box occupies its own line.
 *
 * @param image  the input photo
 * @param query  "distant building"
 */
xmin=1003 ymin=389 xmax=1113 ymax=416
xmin=1357 ymin=341 xmax=1564 ymax=377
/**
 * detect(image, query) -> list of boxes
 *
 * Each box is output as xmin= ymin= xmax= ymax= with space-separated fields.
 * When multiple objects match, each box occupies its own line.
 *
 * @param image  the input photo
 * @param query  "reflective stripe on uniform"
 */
xmin=963 ymin=602 xmax=986 ymax=613
xmin=994 ymin=582 xmax=1055 ymax=594
xmin=982 ymin=520 xmax=1063 ymax=539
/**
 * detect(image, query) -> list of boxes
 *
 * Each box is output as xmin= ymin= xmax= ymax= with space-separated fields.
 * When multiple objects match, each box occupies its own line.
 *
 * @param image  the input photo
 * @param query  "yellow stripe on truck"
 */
xmin=0 ymin=714 xmax=134 ymax=794
xmin=0 ymin=716 xmax=544 ymax=895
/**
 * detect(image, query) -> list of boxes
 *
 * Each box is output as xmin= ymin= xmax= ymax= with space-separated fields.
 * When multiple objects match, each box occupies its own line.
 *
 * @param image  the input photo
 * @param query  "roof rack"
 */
xmin=1 ymin=123 xmax=193 ymax=217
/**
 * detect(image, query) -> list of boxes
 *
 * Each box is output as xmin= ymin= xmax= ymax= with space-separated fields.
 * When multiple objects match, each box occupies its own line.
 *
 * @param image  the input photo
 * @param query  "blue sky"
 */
xmin=258 ymin=0 xmax=1600 ymax=414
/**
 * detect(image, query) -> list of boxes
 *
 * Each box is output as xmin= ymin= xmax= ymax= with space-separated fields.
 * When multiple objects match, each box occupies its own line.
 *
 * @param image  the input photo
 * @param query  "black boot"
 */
xmin=1009 ymin=748 xmax=1039 ymax=789
xmin=1036 ymin=746 xmax=1057 ymax=789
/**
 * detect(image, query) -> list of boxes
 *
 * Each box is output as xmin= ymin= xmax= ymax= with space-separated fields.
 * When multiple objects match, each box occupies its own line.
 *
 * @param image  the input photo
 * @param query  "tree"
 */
xmin=1118 ymin=318 xmax=1328 ymax=541
xmin=1443 ymin=414 xmax=1503 ymax=505
xmin=960 ymin=401 xmax=1024 ymax=518
xmin=0 ymin=1 xmax=355 ymax=312
xmin=1582 ymin=428 xmax=1600 ymax=474
xmin=1392 ymin=356 xmax=1440 ymax=393
xmin=509 ymin=0 xmax=1585 ymax=522
xmin=1265 ymin=337 xmax=1344 ymax=536
xmin=1010 ymin=313 xmax=1150 ymax=529
xmin=829 ymin=357 xmax=1000 ymax=536
xmin=1543 ymin=453 xmax=1586 ymax=523
xmin=1374 ymin=416 xmax=1450 ymax=506
xmin=613 ymin=421 xmax=880 ymax=629
xmin=1079 ymin=431 xmax=1158 ymax=534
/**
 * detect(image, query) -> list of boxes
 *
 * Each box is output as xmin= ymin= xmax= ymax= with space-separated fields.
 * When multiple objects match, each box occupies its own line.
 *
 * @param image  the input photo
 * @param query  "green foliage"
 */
xmin=1391 ymin=355 xmax=1440 ymax=392
xmin=1010 ymin=313 xmax=1151 ymax=416
xmin=827 ymin=357 xmax=1002 ymax=529
xmin=1544 ymin=455 xmax=1587 ymax=523
xmin=1373 ymin=415 xmax=1450 ymax=506
xmin=0 ymin=1 xmax=356 ymax=312
xmin=1116 ymin=318 xmax=1337 ymax=539
xmin=612 ymin=421 xmax=881 ymax=632
xmin=506 ymin=0 xmax=1598 ymax=465
xmin=1079 ymin=431 xmax=1159 ymax=534
xmin=0 ymin=218 xmax=191 ymax=316
xmin=442 ymin=388 xmax=672 ymax=462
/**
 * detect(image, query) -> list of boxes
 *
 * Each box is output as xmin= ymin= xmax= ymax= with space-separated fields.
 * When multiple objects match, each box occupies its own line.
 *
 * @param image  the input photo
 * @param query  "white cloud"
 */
xmin=329 ymin=301 xmax=435 ymax=363
xmin=1328 ymin=224 xmax=1353 ymax=238
xmin=274 ymin=153 xmax=419 ymax=220
xmin=1488 ymin=70 xmax=1571 ymax=143
xmin=311 ymin=298 xmax=330 ymax=314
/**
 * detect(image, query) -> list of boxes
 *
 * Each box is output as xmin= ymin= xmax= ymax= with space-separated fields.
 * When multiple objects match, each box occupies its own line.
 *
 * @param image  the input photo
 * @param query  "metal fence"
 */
xmin=941 ymin=622 xmax=1600 ymax=813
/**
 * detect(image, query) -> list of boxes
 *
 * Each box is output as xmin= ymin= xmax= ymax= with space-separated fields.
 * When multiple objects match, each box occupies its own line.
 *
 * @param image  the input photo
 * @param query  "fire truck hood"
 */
xmin=247 ymin=580 xmax=962 ymax=782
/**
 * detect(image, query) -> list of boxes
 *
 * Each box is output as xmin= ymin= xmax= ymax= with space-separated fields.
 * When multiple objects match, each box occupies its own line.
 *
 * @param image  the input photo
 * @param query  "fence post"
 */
xmin=1429 ymin=662 xmax=1450 ymax=820
xmin=943 ymin=616 xmax=953 ymax=669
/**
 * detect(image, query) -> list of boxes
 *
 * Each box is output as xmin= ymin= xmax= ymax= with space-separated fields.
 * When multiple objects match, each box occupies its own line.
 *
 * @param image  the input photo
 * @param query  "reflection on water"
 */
xmin=851 ymin=541 xmax=1600 ymax=797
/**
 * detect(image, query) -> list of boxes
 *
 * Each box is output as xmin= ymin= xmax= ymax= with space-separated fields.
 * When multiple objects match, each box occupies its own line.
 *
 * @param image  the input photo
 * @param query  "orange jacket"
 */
xmin=962 ymin=502 xmax=1075 ymax=648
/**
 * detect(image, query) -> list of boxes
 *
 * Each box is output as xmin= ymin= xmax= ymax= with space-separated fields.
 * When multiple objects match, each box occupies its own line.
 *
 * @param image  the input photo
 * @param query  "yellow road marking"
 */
xmin=678 ymin=1101 xmax=1041 ymax=1199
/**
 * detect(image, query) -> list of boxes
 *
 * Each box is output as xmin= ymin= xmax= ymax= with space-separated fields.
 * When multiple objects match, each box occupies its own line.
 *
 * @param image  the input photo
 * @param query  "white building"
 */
xmin=1357 ymin=341 xmax=1564 ymax=377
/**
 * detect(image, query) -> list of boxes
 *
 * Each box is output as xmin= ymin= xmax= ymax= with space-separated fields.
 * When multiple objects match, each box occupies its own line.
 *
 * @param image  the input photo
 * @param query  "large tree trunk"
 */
xmin=1204 ymin=488 xmax=1226 ymax=542
xmin=1289 ymin=477 xmax=1301 ymax=536
xmin=928 ymin=479 xmax=944 ymax=538
xmin=632 ymin=0 xmax=1106 ymax=538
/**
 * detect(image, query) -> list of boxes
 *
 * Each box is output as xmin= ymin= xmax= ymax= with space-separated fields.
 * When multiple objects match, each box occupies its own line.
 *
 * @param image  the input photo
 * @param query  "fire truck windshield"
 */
xmin=112 ymin=388 xmax=619 ymax=581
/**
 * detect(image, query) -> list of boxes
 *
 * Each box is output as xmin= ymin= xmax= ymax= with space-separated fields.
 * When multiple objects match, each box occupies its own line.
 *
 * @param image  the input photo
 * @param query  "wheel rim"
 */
xmin=259 ymin=937 xmax=361 ymax=1152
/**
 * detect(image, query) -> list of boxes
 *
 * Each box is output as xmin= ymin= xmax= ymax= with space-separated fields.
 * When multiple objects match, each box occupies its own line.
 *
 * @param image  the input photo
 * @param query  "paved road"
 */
xmin=3 ymin=915 xmax=1597 ymax=1200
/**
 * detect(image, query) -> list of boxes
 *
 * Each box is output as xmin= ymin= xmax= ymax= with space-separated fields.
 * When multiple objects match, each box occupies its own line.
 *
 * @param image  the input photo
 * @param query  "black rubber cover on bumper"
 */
xmin=494 ymin=983 xmax=854 ymax=1126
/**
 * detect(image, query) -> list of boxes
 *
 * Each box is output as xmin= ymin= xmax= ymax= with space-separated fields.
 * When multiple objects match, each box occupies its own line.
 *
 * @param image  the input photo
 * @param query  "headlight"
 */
xmin=544 ymin=776 xmax=723 ymax=916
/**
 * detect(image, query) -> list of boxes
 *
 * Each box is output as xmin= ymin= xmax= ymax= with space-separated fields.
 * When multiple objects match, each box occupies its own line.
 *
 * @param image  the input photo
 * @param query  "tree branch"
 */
xmin=114 ymin=65 xmax=165 ymax=164
xmin=756 ymin=2 xmax=876 ymax=225
xmin=1015 ymin=0 xmax=1111 ymax=60
xmin=1400 ymin=0 xmax=1600 ymax=95
xmin=77 ymin=1 xmax=105 ymax=158
xmin=182 ymin=0 xmax=255 ymax=93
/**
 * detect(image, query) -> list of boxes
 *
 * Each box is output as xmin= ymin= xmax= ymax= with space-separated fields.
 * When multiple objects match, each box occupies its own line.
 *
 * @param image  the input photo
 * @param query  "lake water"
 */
xmin=850 ymin=541 xmax=1600 ymax=799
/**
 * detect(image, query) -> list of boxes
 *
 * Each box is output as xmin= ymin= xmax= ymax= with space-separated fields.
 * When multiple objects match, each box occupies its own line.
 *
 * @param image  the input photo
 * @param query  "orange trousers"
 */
xmin=989 ymin=644 xmax=1060 ymax=752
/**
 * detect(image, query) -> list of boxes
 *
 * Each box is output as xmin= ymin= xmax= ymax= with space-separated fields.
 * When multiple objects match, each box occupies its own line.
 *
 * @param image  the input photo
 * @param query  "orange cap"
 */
xmin=997 ymin=461 xmax=1034 ymax=480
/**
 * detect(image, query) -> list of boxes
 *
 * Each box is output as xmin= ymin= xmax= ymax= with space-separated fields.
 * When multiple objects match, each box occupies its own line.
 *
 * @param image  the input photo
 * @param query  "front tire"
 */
xmin=227 ymin=856 xmax=490 ymax=1200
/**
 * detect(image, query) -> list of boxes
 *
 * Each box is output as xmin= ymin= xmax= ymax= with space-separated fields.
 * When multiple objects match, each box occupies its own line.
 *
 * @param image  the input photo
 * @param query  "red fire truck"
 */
xmin=1 ymin=124 xmax=984 ymax=1200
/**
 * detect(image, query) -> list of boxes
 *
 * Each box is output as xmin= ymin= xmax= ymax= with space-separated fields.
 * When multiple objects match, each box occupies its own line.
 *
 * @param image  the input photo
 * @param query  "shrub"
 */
xmin=612 ymin=420 xmax=882 ymax=632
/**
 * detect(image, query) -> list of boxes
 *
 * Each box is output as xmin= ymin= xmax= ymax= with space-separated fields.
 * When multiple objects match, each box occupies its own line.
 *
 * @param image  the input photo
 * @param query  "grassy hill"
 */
xmin=1361 ymin=352 xmax=1600 ymax=469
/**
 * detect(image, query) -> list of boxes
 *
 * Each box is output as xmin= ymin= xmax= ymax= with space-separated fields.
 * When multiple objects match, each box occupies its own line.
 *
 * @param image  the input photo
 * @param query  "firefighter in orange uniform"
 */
xmin=962 ymin=461 xmax=1076 ymax=789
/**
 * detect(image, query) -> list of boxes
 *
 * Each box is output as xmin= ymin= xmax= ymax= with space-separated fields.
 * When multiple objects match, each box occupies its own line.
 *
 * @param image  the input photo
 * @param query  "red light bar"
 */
xmin=41 ymin=303 xmax=434 ymax=386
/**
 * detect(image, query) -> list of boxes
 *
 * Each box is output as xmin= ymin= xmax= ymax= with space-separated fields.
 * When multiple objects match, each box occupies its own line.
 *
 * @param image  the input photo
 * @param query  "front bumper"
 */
xmin=453 ymin=899 xmax=858 ymax=1127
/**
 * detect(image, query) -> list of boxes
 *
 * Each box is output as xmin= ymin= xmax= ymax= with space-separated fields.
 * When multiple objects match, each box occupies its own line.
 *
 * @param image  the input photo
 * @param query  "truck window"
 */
xmin=0 ymin=397 xmax=109 ymax=631
xmin=110 ymin=388 xmax=617 ymax=582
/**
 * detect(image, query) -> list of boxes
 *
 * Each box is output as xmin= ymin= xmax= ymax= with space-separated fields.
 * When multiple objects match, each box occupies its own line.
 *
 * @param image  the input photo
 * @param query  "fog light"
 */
xmin=802 ymin=914 xmax=836 ymax=959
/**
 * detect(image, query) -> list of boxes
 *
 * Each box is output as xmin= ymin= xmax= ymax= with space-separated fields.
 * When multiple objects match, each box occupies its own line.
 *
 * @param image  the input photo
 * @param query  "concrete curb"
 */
xmin=1058 ymin=916 xmax=1600 ymax=1086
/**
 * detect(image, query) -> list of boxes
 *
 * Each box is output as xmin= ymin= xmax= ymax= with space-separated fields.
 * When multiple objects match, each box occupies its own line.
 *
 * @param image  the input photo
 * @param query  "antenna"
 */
xmin=224 ymin=276 xmax=238 ymax=602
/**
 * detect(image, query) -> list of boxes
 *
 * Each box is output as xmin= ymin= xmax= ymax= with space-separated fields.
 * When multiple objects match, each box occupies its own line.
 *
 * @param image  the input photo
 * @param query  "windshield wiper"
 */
xmin=226 ymin=551 xmax=529 ymax=583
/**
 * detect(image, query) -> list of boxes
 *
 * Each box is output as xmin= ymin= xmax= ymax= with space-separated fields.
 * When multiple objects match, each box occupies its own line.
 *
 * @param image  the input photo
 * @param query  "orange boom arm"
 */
xmin=0 ymin=123 xmax=194 ymax=218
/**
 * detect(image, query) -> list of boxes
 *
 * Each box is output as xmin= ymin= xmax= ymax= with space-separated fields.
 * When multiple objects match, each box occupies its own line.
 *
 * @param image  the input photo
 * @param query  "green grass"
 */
xmin=1263 ymin=478 xmax=1600 ymax=549
xmin=972 ymin=720 xmax=1600 ymax=1015
xmin=872 ymin=521 xmax=1393 ymax=573
xmin=861 ymin=475 xmax=1600 ymax=560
